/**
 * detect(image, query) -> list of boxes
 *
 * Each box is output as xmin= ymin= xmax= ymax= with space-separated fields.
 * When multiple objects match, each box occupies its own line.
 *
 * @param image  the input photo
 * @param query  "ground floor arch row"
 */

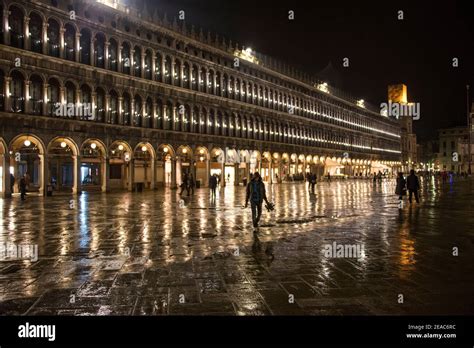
xmin=156 ymin=143 xmax=176 ymax=188
xmin=109 ymin=140 xmax=133 ymax=191
xmin=80 ymin=138 xmax=107 ymax=192
xmin=46 ymin=136 xmax=80 ymax=193
xmin=9 ymin=134 xmax=47 ymax=195
xmin=209 ymin=147 xmax=225 ymax=186
xmin=133 ymin=142 xmax=156 ymax=191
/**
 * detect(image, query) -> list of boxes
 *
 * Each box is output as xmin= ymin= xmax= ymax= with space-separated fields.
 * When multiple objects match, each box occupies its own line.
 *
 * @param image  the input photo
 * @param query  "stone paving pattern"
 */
xmin=1 ymin=177 xmax=473 ymax=315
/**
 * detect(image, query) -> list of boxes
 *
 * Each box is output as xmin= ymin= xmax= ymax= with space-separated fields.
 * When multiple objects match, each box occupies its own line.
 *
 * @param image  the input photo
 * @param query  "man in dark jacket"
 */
xmin=209 ymin=174 xmax=218 ymax=198
xmin=245 ymin=172 xmax=269 ymax=228
xmin=406 ymin=169 xmax=420 ymax=203
xmin=19 ymin=175 xmax=27 ymax=201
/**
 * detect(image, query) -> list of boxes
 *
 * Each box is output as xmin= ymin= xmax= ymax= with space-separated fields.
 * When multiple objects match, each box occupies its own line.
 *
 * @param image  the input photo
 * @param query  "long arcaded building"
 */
xmin=0 ymin=0 xmax=402 ymax=197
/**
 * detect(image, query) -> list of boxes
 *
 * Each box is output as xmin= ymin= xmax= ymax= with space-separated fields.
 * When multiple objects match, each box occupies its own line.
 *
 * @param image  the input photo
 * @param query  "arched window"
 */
xmin=184 ymin=105 xmax=191 ymax=132
xmin=222 ymin=75 xmax=228 ymax=98
xmin=94 ymin=33 xmax=105 ymax=68
xmin=95 ymin=88 xmax=105 ymax=122
xmin=10 ymin=71 xmax=25 ymax=113
xmin=215 ymin=72 xmax=221 ymax=96
xmin=80 ymin=29 xmax=91 ymax=64
xmin=122 ymin=93 xmax=131 ymax=125
xmin=164 ymin=101 xmax=172 ymax=130
xmin=47 ymin=19 xmax=60 ymax=57
xmin=174 ymin=59 xmax=181 ymax=85
xmin=108 ymin=38 xmax=118 ymax=71
xmin=29 ymin=12 xmax=43 ymax=53
xmin=208 ymin=110 xmax=215 ymax=135
xmin=64 ymin=24 xmax=76 ymax=61
xmin=144 ymin=50 xmax=152 ymax=80
xmin=199 ymin=68 xmax=205 ymax=92
xmin=122 ymin=42 xmax=131 ymax=74
xmin=192 ymin=106 xmax=199 ymax=133
xmin=109 ymin=90 xmax=118 ymax=123
xmin=29 ymin=75 xmax=43 ymax=115
xmin=133 ymin=46 xmax=141 ymax=76
xmin=9 ymin=6 xmax=24 ymax=49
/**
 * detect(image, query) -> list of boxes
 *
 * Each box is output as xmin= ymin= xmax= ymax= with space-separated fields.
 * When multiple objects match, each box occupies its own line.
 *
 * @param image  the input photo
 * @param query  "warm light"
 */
xmin=141 ymin=146 xmax=147 ymax=152
xmin=60 ymin=141 xmax=67 ymax=148
xmin=199 ymin=156 xmax=204 ymax=162
xmin=163 ymin=147 xmax=169 ymax=153
xmin=118 ymin=144 xmax=124 ymax=151
xmin=91 ymin=143 xmax=97 ymax=149
xmin=182 ymin=148 xmax=187 ymax=154
xmin=24 ymin=140 xmax=31 ymax=147
xmin=199 ymin=149 xmax=204 ymax=154
xmin=357 ymin=99 xmax=365 ymax=108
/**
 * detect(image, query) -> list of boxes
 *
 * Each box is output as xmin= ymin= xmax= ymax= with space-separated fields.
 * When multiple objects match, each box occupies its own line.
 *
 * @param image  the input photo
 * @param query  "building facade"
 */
xmin=436 ymin=125 xmax=474 ymax=173
xmin=0 ymin=0 xmax=402 ymax=197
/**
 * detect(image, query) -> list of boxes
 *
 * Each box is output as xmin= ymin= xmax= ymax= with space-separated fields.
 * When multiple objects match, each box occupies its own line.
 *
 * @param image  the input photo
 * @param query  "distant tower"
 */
xmin=388 ymin=84 xmax=417 ymax=171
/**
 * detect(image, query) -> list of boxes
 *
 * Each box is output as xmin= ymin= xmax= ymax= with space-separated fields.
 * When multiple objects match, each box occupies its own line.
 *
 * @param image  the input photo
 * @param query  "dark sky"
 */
xmin=132 ymin=0 xmax=473 ymax=141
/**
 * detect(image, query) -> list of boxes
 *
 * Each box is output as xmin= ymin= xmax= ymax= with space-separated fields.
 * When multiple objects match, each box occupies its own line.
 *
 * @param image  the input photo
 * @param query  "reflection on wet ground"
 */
xmin=0 ymin=177 xmax=473 ymax=315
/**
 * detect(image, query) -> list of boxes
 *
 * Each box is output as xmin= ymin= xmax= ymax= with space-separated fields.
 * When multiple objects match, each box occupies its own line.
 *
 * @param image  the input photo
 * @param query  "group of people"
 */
xmin=307 ymin=172 xmax=318 ymax=193
xmin=179 ymin=172 xmax=195 ymax=196
xmin=395 ymin=169 xmax=420 ymax=205
xmin=9 ymin=173 xmax=28 ymax=201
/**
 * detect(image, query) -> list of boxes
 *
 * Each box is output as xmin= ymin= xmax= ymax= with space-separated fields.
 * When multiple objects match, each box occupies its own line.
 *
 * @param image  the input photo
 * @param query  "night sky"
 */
xmin=130 ymin=0 xmax=474 ymax=141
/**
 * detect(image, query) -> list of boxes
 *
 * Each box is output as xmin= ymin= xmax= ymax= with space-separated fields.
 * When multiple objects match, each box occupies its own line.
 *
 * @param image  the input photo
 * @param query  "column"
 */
xmin=118 ymin=44 xmax=122 ymax=73
xmin=91 ymin=91 xmax=97 ymax=121
xmin=150 ymin=158 xmax=156 ymax=190
xmin=75 ymin=32 xmax=81 ymax=62
xmin=171 ymin=58 xmax=175 ymax=86
xmin=128 ymin=159 xmax=134 ymax=191
xmin=170 ymin=157 xmax=177 ymax=189
xmin=39 ymin=154 xmax=45 ymax=196
xmin=278 ymin=161 xmax=283 ymax=183
xmin=42 ymin=83 xmax=49 ymax=116
xmin=152 ymin=101 xmax=158 ymax=128
xmin=72 ymin=154 xmax=81 ymax=194
xmin=1 ymin=153 xmax=12 ymax=198
xmin=130 ymin=49 xmax=135 ymax=76
xmin=220 ymin=160 xmax=225 ymax=187
xmin=161 ymin=56 xmax=166 ymax=83
xmin=105 ymin=93 xmax=111 ymax=123
xmin=59 ymin=27 xmax=65 ymax=58
xmin=3 ymin=9 xmax=10 ymax=45
xmin=102 ymin=157 xmax=109 ymax=192
xmin=24 ymin=80 xmax=31 ymax=114
xmin=268 ymin=158 xmax=272 ymax=184
xmin=151 ymin=53 xmax=156 ymax=81
xmin=90 ymin=37 xmax=95 ymax=66
xmin=4 ymin=77 xmax=11 ymax=112
xmin=140 ymin=51 xmax=145 ymax=78
xmin=104 ymin=41 xmax=110 ymax=69
xmin=42 ymin=21 xmax=48 ymax=54
xmin=118 ymin=96 xmax=123 ymax=124
xmin=234 ymin=162 xmax=239 ymax=186
xmin=23 ymin=16 xmax=30 ymax=50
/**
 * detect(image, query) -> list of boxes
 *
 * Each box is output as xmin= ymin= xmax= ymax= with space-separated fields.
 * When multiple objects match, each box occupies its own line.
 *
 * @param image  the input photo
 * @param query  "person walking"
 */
xmin=395 ymin=172 xmax=407 ymax=208
xmin=244 ymin=172 xmax=270 ymax=228
xmin=209 ymin=174 xmax=218 ymax=198
xmin=406 ymin=169 xmax=420 ymax=204
xmin=188 ymin=173 xmax=195 ymax=196
xmin=180 ymin=172 xmax=189 ymax=196
xmin=10 ymin=173 xmax=15 ymax=194
xmin=309 ymin=172 xmax=316 ymax=194
xmin=19 ymin=175 xmax=27 ymax=201
xmin=327 ymin=172 xmax=331 ymax=183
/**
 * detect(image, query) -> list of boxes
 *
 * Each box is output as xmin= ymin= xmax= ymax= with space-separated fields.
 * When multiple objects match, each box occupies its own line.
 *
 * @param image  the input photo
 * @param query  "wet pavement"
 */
xmin=1 ymin=177 xmax=473 ymax=316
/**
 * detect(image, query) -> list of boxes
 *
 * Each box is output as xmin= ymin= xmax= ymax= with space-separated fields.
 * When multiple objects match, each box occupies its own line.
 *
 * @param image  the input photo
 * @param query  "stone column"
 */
xmin=23 ymin=16 xmax=30 ymax=50
xmin=234 ymin=162 xmax=240 ymax=186
xmin=151 ymin=53 xmax=156 ymax=81
xmin=90 ymin=37 xmax=95 ymax=66
xmin=3 ymin=77 xmax=11 ymax=112
xmin=152 ymin=101 xmax=158 ymax=128
xmin=130 ymin=49 xmax=135 ymax=76
xmin=161 ymin=56 xmax=166 ymax=83
xmin=180 ymin=62 xmax=185 ymax=88
xmin=42 ymin=21 xmax=48 ymax=54
xmin=39 ymin=153 xmax=45 ymax=196
xmin=118 ymin=96 xmax=123 ymax=124
xmin=59 ymin=27 xmax=65 ymax=58
xmin=128 ymin=159 xmax=134 ymax=191
xmin=205 ymin=157 xmax=210 ymax=188
xmin=91 ymin=91 xmax=97 ymax=121
xmin=102 ymin=157 xmax=109 ymax=192
xmin=3 ymin=9 xmax=10 ymax=45
xmin=150 ymin=158 xmax=156 ymax=190
xmin=75 ymin=32 xmax=81 ymax=62
xmin=105 ymin=93 xmax=111 ymax=123
xmin=72 ymin=154 xmax=81 ymax=194
xmin=170 ymin=157 xmax=177 ymax=189
xmin=141 ymin=51 xmax=146 ymax=79
xmin=24 ymin=80 xmax=31 ymax=114
xmin=42 ymin=83 xmax=49 ymax=116
xmin=1 ymin=153 xmax=12 ymax=198
xmin=104 ymin=41 xmax=110 ymax=69
xmin=171 ymin=58 xmax=176 ymax=86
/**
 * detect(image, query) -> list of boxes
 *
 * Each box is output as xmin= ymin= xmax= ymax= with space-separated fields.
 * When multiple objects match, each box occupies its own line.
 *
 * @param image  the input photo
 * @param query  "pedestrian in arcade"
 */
xmin=406 ymin=169 xmax=420 ymax=204
xmin=188 ymin=173 xmax=195 ymax=196
xmin=19 ymin=175 xmax=27 ymax=201
xmin=209 ymin=174 xmax=218 ymax=198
